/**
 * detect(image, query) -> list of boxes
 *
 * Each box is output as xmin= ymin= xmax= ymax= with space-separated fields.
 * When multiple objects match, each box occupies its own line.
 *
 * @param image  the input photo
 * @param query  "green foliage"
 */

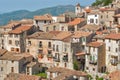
xmin=87 ymin=74 xmax=93 ymax=80
xmin=35 ymin=72 xmax=47 ymax=78
xmin=73 ymin=60 xmax=79 ymax=70
xmin=92 ymin=0 xmax=113 ymax=6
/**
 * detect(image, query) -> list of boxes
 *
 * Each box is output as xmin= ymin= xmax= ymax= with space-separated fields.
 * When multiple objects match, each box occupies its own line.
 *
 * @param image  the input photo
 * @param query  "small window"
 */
xmin=96 ymin=19 xmax=98 ymax=24
xmin=56 ymin=45 xmax=59 ymax=51
xmin=46 ymin=27 xmax=49 ymax=32
xmin=39 ymin=41 xmax=42 ymax=48
xmin=101 ymin=15 xmax=103 ymax=19
xmin=27 ymin=49 xmax=29 ymax=53
xmin=108 ymin=47 xmax=110 ymax=51
xmin=28 ymin=41 xmax=31 ymax=45
xmin=86 ymin=67 xmax=89 ymax=70
xmin=48 ymin=42 xmax=51 ymax=48
xmin=11 ymin=61 xmax=14 ymax=63
xmin=93 ymin=68 xmax=95 ymax=71
xmin=9 ymin=40 xmax=12 ymax=44
xmin=53 ymin=45 xmax=55 ymax=51
xmin=1 ymin=67 xmax=3 ymax=71
xmin=116 ymin=48 xmax=118 ymax=52
xmin=15 ymin=40 xmax=19 ymax=46
xmin=95 ymin=15 xmax=97 ymax=17
xmin=53 ymin=26 xmax=56 ymax=31
xmin=11 ymin=67 xmax=14 ymax=73
xmin=44 ymin=20 xmax=46 ymax=23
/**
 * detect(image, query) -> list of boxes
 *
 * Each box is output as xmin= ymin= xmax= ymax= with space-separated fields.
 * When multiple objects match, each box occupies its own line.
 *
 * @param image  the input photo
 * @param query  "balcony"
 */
xmin=89 ymin=61 xmax=97 ymax=65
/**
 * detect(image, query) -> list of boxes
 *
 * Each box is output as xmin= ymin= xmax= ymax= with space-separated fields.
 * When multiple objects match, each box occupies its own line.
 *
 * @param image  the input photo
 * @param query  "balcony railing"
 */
xmin=89 ymin=61 xmax=97 ymax=65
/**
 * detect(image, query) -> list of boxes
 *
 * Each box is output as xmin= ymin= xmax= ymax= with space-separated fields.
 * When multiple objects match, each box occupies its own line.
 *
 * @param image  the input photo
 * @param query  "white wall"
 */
xmin=87 ymin=14 xmax=99 ymax=25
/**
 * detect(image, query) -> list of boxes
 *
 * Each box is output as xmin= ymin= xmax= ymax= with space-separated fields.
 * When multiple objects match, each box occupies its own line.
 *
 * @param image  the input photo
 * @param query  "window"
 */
xmin=44 ymin=20 xmax=46 ymax=23
xmin=116 ymin=48 xmax=118 ymax=52
xmin=96 ymin=19 xmax=98 ymax=24
xmin=109 ymin=39 xmax=111 ymax=42
xmin=48 ymin=51 xmax=51 ymax=54
xmin=108 ymin=47 xmax=111 ymax=51
xmin=95 ymin=15 xmax=97 ymax=17
xmin=9 ymin=40 xmax=12 ymax=44
xmin=86 ymin=67 xmax=89 ymax=70
xmin=53 ymin=45 xmax=55 ymax=51
xmin=61 ymin=27 xmax=64 ymax=31
xmin=15 ymin=40 xmax=19 ymax=46
xmin=16 ymin=48 xmax=19 ymax=52
xmin=39 ymin=41 xmax=42 ymax=48
xmin=1 ymin=67 xmax=3 ymax=71
xmin=93 ymin=68 xmax=95 ymax=71
xmin=46 ymin=27 xmax=49 ymax=32
xmin=38 ymin=49 xmax=43 ymax=53
xmin=48 ymin=42 xmax=51 ymax=48
xmin=101 ymin=15 xmax=103 ymax=19
xmin=36 ymin=20 xmax=38 ymax=24
xmin=11 ymin=48 xmax=14 ymax=51
xmin=56 ymin=45 xmax=59 ymax=51
xmin=27 ymin=49 xmax=29 ymax=53
xmin=11 ymin=67 xmax=14 ymax=73
xmin=28 ymin=41 xmax=31 ymax=45
xmin=11 ymin=61 xmax=14 ymax=63
xmin=53 ymin=26 xmax=56 ymax=31
xmin=9 ymin=34 xmax=13 ymax=37
xmin=14 ymin=34 xmax=18 ymax=38
xmin=90 ymin=19 xmax=94 ymax=23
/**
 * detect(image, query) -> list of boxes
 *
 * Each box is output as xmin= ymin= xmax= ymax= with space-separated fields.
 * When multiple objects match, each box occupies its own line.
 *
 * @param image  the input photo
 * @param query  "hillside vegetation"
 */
xmin=92 ymin=0 xmax=113 ymax=6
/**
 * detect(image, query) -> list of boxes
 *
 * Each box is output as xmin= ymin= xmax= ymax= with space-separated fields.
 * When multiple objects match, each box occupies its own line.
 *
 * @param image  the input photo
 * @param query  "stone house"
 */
xmin=85 ymin=42 xmax=106 ymax=78
xmin=0 ymin=51 xmax=34 ymax=80
xmin=43 ymin=22 xmax=68 ymax=32
xmin=87 ymin=11 xmax=100 ymax=25
xmin=4 ymin=73 xmax=41 ymax=80
xmin=68 ymin=18 xmax=86 ymax=32
xmin=99 ymin=8 xmax=117 ymax=27
xmin=6 ymin=25 xmax=36 ymax=53
xmin=34 ymin=14 xmax=53 ymax=31
xmin=104 ymin=33 xmax=120 ymax=72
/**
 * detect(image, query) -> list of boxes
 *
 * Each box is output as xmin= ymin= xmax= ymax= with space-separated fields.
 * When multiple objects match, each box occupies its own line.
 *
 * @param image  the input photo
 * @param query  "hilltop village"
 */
xmin=0 ymin=0 xmax=120 ymax=80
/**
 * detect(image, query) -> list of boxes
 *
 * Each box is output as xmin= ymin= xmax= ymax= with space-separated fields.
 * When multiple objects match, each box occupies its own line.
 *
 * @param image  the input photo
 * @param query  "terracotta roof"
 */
xmin=80 ymin=24 xmax=100 ymax=31
xmin=4 ymin=73 xmax=41 ymax=80
xmin=75 ymin=52 xmax=85 ymax=56
xmin=27 ymin=32 xmax=55 ymax=39
xmin=52 ymin=31 xmax=72 ymax=40
xmin=84 ymin=8 xmax=91 ymax=13
xmin=9 ymin=25 xmax=33 ymax=34
xmin=99 ymin=8 xmax=116 ymax=11
xmin=105 ymin=33 xmax=120 ymax=40
xmin=2 ymin=22 xmax=20 ymax=29
xmin=34 ymin=14 xmax=53 ymax=21
xmin=114 ymin=14 xmax=120 ymax=18
xmin=68 ymin=18 xmax=85 ymax=26
xmin=47 ymin=67 xmax=87 ymax=76
xmin=87 ymin=41 xmax=104 ymax=47
xmin=49 ymin=31 xmax=61 ymax=36
xmin=72 ymin=31 xmax=92 ymax=38
xmin=104 ymin=70 xmax=120 ymax=80
xmin=0 ymin=52 xmax=32 ymax=61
